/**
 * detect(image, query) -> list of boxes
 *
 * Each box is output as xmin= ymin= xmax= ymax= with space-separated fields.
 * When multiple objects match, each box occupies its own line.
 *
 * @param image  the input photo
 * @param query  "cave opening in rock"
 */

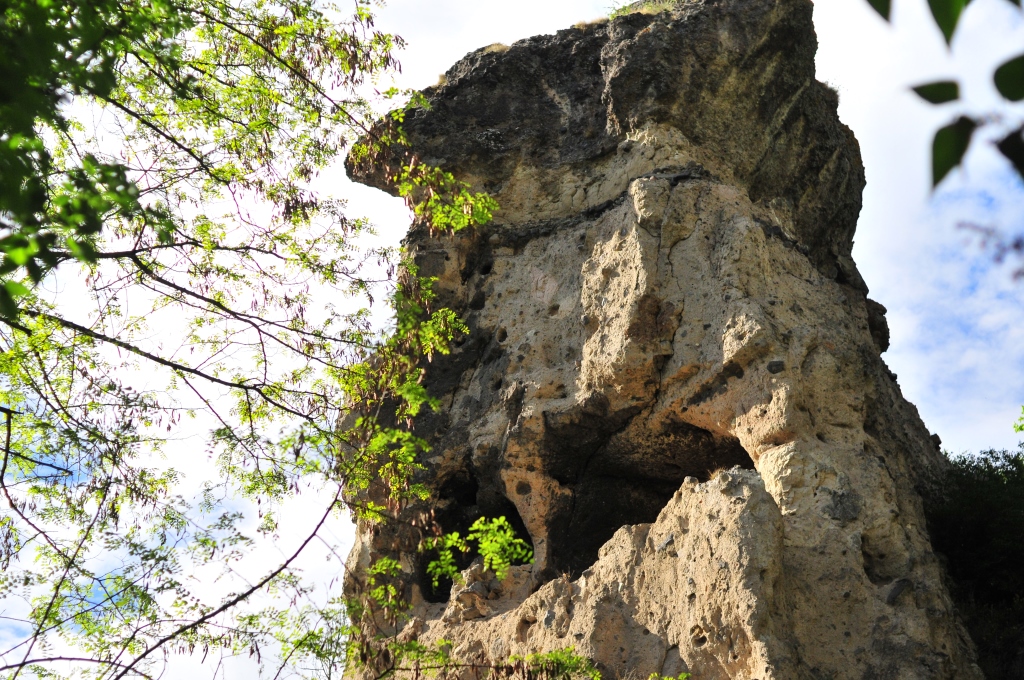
xmin=418 ymin=463 xmax=534 ymax=603
xmin=542 ymin=416 xmax=755 ymax=579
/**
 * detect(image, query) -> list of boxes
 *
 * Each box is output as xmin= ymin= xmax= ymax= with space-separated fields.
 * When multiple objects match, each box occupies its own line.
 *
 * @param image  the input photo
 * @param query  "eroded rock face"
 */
xmin=344 ymin=0 xmax=982 ymax=677
xmin=421 ymin=471 xmax=790 ymax=678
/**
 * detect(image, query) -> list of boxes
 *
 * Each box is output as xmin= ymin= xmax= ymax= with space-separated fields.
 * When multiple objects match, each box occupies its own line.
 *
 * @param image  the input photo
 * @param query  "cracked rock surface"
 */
xmin=344 ymin=0 xmax=982 ymax=677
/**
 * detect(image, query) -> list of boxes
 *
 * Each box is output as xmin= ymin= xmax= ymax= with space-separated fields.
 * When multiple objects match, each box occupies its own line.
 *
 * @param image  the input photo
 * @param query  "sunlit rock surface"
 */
xmin=345 ymin=0 xmax=982 ymax=677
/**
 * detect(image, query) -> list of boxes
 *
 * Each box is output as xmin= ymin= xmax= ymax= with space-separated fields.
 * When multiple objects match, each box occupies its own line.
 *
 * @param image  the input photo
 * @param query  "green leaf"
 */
xmin=997 ymin=126 xmax=1024 ymax=179
xmin=994 ymin=53 xmax=1024 ymax=101
xmin=912 ymin=80 xmax=960 ymax=104
xmin=70 ymin=238 xmax=97 ymax=263
xmin=0 ymin=287 xmax=17 ymax=319
xmin=866 ymin=0 xmax=892 ymax=19
xmin=466 ymin=516 xmax=533 ymax=580
xmin=932 ymin=116 xmax=978 ymax=187
xmin=5 ymin=246 xmax=32 ymax=267
xmin=3 ymin=280 xmax=30 ymax=298
xmin=928 ymin=0 xmax=970 ymax=44
xmin=25 ymin=258 xmax=43 ymax=284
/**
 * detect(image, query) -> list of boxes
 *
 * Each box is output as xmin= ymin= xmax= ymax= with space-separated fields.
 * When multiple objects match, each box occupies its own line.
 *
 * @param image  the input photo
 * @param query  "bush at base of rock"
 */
xmin=926 ymin=446 xmax=1024 ymax=679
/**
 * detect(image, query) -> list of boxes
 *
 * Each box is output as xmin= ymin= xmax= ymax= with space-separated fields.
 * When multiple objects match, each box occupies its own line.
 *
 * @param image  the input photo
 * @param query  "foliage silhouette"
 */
xmin=925 ymin=447 xmax=1024 ymax=679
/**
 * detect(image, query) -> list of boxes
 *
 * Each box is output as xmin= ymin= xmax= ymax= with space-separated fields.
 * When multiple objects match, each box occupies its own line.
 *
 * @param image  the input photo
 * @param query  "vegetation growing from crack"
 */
xmin=425 ymin=516 xmax=534 ymax=588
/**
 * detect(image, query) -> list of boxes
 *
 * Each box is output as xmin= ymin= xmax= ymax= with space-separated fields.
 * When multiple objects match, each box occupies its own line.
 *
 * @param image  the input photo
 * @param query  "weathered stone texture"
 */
xmin=345 ymin=0 xmax=982 ymax=677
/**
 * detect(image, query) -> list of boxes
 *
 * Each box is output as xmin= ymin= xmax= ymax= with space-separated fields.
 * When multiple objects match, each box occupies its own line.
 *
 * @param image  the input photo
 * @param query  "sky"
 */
xmin=339 ymin=0 xmax=1024 ymax=455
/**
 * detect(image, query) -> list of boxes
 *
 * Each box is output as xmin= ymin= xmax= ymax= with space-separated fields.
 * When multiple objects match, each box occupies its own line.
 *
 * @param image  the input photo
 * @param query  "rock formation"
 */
xmin=345 ymin=0 xmax=983 ymax=677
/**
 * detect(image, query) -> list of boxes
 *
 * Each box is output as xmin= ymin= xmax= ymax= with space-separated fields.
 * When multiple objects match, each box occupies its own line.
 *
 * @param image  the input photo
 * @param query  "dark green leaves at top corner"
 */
xmin=913 ymin=80 xmax=960 ymax=104
xmin=928 ymin=0 xmax=971 ymax=45
xmin=995 ymin=53 xmax=1024 ymax=101
xmin=866 ymin=0 xmax=892 ymax=20
xmin=933 ymin=116 xmax=978 ymax=187
xmin=0 ymin=280 xmax=28 ymax=320
xmin=997 ymin=126 xmax=1024 ymax=179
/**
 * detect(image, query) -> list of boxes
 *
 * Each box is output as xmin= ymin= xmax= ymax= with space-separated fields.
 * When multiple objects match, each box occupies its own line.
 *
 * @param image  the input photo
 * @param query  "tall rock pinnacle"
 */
xmin=345 ymin=0 xmax=982 ymax=677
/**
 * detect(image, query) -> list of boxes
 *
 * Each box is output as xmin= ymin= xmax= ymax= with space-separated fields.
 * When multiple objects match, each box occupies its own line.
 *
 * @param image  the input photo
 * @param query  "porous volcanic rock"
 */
xmin=344 ymin=0 xmax=982 ymax=677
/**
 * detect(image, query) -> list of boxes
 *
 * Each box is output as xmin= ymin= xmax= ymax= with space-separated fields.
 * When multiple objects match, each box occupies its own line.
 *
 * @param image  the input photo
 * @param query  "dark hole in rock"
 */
xmin=419 ymin=465 xmax=533 ymax=603
xmin=480 ymin=261 xmax=493 ymax=276
xmin=516 ymin=617 xmax=534 ymax=643
xmin=436 ymin=465 xmax=479 ymax=508
xmin=861 ymin=533 xmax=903 ymax=586
xmin=541 ymin=407 xmax=755 ymax=577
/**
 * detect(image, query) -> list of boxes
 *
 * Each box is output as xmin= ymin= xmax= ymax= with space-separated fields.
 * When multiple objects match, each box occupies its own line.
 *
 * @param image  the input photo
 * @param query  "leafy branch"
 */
xmin=867 ymin=0 xmax=1024 ymax=187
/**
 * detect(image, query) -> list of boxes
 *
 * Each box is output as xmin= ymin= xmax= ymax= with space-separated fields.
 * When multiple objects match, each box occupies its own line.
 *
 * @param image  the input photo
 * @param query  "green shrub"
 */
xmin=925 ymin=446 xmax=1024 ymax=678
